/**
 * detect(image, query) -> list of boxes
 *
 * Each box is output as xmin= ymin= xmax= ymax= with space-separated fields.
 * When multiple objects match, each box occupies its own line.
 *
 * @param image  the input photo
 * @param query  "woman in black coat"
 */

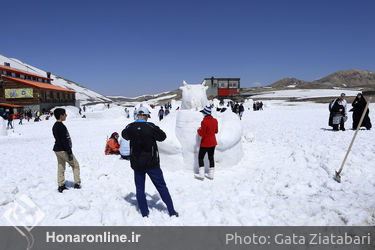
xmin=331 ymin=99 xmax=346 ymax=131
xmin=351 ymin=93 xmax=372 ymax=130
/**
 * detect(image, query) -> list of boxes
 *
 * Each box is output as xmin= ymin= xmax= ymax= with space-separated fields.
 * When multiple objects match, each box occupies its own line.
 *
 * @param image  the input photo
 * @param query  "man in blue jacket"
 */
xmin=122 ymin=107 xmax=178 ymax=217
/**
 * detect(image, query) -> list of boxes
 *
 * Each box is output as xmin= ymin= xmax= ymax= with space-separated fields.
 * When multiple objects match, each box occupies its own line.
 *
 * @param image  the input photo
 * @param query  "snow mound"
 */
xmin=51 ymin=106 xmax=81 ymax=119
xmin=0 ymin=118 xmax=7 ymax=136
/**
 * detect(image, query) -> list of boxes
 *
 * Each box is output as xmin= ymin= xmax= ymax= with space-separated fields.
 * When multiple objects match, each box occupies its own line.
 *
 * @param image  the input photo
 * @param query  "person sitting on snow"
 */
xmin=105 ymin=132 xmax=120 ymax=155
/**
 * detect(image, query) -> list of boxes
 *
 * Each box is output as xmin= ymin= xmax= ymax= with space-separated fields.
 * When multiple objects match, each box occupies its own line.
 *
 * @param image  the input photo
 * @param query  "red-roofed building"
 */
xmin=0 ymin=62 xmax=76 ymax=114
xmin=204 ymin=77 xmax=240 ymax=99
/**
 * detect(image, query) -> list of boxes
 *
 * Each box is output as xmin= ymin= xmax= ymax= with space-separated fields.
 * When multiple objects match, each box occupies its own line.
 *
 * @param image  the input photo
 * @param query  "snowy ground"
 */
xmin=1 ymin=101 xmax=374 ymax=226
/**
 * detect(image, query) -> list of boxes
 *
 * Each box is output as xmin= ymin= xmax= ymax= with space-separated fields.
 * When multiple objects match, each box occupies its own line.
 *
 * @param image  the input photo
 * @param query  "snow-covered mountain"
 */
xmin=0 ymin=53 xmax=111 ymax=104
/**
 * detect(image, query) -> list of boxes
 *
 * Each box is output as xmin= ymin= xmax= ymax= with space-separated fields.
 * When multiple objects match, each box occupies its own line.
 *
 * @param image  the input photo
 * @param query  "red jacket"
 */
xmin=197 ymin=115 xmax=218 ymax=147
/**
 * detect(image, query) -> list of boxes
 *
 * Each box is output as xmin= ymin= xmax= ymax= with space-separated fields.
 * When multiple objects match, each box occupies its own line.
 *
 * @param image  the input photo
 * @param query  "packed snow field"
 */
xmin=1 ymin=101 xmax=374 ymax=226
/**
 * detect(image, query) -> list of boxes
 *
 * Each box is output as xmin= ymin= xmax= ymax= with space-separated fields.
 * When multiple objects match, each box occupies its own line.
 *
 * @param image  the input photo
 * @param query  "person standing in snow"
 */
xmin=239 ymin=103 xmax=244 ymax=120
xmin=133 ymin=107 xmax=138 ymax=120
xmin=158 ymin=106 xmax=164 ymax=121
xmin=331 ymin=98 xmax=346 ymax=131
xmin=340 ymin=93 xmax=348 ymax=114
xmin=52 ymin=108 xmax=81 ymax=193
xmin=83 ymin=105 xmax=86 ymax=112
xmin=259 ymin=101 xmax=264 ymax=110
xmin=125 ymin=108 xmax=130 ymax=119
xmin=329 ymin=93 xmax=347 ymax=128
xmin=18 ymin=112 xmax=24 ymax=125
xmin=350 ymin=93 xmax=372 ymax=130
xmin=122 ymin=107 xmax=178 ymax=217
xmin=6 ymin=112 xmax=13 ymax=129
xmin=195 ymin=106 xmax=218 ymax=180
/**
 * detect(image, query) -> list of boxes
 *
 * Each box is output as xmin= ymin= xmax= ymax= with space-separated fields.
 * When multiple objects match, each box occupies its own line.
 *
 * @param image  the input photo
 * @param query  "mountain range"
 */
xmin=268 ymin=69 xmax=375 ymax=90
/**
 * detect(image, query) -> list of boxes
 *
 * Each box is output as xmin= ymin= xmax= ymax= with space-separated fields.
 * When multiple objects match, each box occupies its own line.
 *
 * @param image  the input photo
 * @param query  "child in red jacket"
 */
xmin=195 ymin=106 xmax=218 ymax=180
xmin=105 ymin=132 xmax=120 ymax=155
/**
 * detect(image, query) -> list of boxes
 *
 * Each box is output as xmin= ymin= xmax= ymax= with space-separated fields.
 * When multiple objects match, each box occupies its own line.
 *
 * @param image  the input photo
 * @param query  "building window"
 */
xmin=218 ymin=80 xmax=228 ymax=88
xmin=32 ymin=77 xmax=36 ymax=81
xmin=15 ymin=73 xmax=20 ymax=78
xmin=20 ymin=74 xmax=25 ymax=79
xmin=229 ymin=80 xmax=239 ymax=88
xmin=6 ymin=71 xmax=12 ymax=76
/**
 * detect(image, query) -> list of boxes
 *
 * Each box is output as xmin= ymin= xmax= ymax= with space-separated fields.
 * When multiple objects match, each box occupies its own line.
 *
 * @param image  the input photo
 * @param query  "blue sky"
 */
xmin=1 ymin=0 xmax=374 ymax=97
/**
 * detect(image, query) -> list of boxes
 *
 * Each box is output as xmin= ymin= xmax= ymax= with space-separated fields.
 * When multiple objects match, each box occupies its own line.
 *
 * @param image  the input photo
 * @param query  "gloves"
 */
xmin=68 ymin=153 xmax=73 ymax=162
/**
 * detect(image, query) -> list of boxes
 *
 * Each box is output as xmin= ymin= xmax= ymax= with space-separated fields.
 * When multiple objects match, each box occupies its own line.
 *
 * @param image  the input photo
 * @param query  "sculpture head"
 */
xmin=179 ymin=80 xmax=209 ymax=110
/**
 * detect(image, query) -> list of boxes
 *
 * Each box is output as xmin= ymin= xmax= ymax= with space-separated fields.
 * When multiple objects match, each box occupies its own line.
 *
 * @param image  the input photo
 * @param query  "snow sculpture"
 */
xmin=160 ymin=80 xmax=243 ymax=171
xmin=180 ymin=80 xmax=209 ymax=110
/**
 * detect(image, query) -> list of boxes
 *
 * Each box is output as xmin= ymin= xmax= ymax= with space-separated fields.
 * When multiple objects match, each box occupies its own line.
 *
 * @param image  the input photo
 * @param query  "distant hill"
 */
xmin=107 ymin=89 xmax=182 ymax=106
xmin=268 ymin=78 xmax=310 ymax=88
xmin=268 ymin=69 xmax=375 ymax=90
xmin=314 ymin=69 xmax=375 ymax=88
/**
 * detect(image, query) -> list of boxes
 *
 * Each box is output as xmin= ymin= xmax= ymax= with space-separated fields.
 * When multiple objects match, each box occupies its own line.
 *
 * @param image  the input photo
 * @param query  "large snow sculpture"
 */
xmin=180 ymin=80 xmax=209 ymax=110
xmin=159 ymin=80 xmax=243 ymax=171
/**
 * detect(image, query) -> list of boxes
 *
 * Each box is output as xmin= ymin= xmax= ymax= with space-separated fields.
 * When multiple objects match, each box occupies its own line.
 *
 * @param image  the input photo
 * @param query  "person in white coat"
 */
xmin=119 ymin=136 xmax=130 ymax=160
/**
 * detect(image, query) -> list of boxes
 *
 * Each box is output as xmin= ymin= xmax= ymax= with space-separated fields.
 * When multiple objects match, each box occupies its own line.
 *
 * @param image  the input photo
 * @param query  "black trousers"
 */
xmin=198 ymin=146 xmax=215 ymax=168
xmin=333 ymin=118 xmax=345 ymax=131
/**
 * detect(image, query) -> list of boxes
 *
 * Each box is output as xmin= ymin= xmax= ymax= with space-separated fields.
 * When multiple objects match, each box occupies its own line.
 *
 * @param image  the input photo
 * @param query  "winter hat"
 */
xmin=200 ymin=106 xmax=212 ymax=116
xmin=137 ymin=107 xmax=151 ymax=117
xmin=110 ymin=132 xmax=119 ymax=139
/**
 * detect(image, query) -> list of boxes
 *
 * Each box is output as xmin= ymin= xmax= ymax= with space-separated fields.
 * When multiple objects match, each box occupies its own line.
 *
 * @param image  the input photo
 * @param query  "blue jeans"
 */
xmin=134 ymin=168 xmax=176 ymax=217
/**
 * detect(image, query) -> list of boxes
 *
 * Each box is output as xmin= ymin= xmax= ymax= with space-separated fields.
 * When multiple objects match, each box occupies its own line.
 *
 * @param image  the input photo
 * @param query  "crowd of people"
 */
xmin=253 ymin=101 xmax=263 ymax=111
xmin=3 ymin=93 xmax=371 ymax=218
xmin=52 ymin=102 xmax=222 ymax=218
xmin=328 ymin=93 xmax=372 ymax=131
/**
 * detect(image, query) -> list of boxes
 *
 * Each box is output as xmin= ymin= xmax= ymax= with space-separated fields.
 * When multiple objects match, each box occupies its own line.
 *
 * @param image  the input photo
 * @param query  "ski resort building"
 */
xmin=0 ymin=63 xmax=76 ymax=113
xmin=204 ymin=77 xmax=240 ymax=99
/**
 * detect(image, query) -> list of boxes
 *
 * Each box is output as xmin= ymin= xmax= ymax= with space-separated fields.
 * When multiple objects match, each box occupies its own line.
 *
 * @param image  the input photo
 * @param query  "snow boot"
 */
xmin=194 ymin=167 xmax=205 ymax=180
xmin=58 ymin=185 xmax=68 ymax=193
xmin=74 ymin=184 xmax=81 ymax=189
xmin=169 ymin=211 xmax=179 ymax=217
xmin=205 ymin=167 xmax=215 ymax=180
